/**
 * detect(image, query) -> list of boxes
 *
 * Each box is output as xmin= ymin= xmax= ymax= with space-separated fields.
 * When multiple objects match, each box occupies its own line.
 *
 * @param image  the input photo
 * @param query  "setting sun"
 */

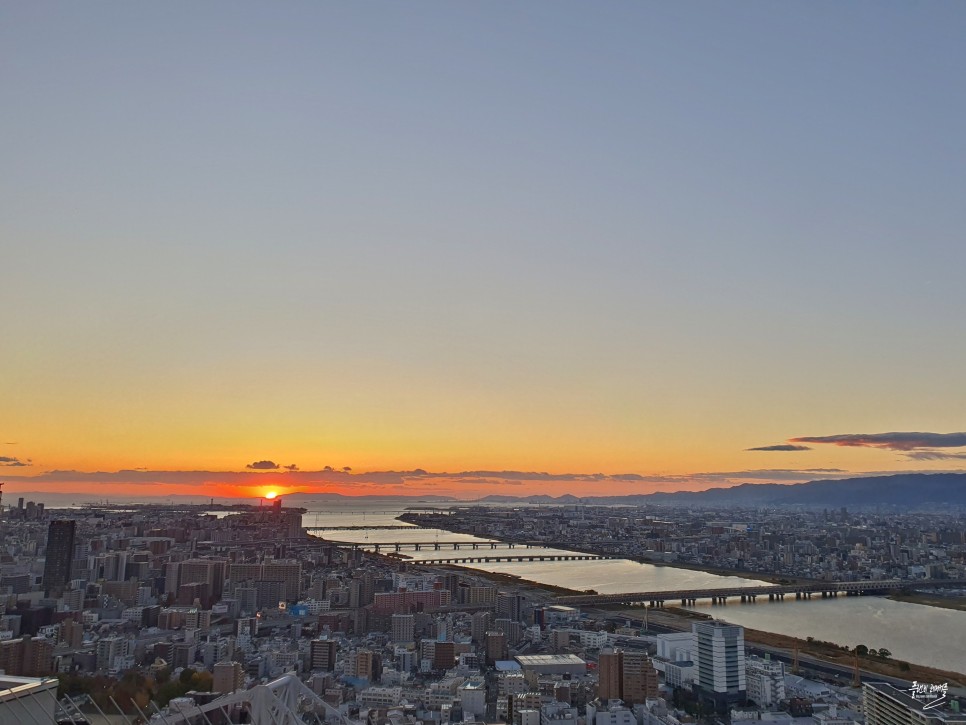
xmin=265 ymin=491 xmax=278 ymax=500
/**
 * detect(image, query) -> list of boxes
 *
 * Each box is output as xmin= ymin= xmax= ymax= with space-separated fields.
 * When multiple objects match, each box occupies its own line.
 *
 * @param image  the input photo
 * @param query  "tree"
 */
xmin=855 ymin=644 xmax=868 ymax=656
xmin=190 ymin=671 xmax=214 ymax=692
xmin=877 ymin=648 xmax=891 ymax=659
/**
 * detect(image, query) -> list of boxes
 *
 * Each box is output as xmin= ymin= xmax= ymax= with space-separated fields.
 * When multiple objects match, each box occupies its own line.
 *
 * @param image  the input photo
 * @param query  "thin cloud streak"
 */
xmin=746 ymin=444 xmax=812 ymax=452
xmin=790 ymin=431 xmax=966 ymax=451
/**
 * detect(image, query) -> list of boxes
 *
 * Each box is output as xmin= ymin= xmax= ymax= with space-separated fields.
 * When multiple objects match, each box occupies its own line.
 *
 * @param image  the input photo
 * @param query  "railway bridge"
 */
xmin=552 ymin=578 xmax=966 ymax=607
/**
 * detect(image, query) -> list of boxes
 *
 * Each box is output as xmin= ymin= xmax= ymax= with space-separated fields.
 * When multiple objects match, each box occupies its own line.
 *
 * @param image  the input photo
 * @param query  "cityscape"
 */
xmin=0 ymin=493 xmax=963 ymax=724
xmin=3 ymin=2 xmax=966 ymax=725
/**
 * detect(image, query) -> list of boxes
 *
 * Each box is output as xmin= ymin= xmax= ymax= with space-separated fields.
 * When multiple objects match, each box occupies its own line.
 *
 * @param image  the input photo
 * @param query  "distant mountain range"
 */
xmin=476 ymin=472 xmax=966 ymax=509
xmin=11 ymin=472 xmax=965 ymax=509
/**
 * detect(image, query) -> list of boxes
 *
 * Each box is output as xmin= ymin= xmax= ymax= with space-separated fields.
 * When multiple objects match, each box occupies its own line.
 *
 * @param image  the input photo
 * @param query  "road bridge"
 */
xmin=408 ymin=553 xmax=612 ymax=564
xmin=553 ymin=578 xmax=966 ymax=607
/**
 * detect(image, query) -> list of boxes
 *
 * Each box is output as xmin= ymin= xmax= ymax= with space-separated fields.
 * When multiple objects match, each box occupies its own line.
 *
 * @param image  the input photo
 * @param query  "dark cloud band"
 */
xmin=791 ymin=432 xmax=966 ymax=451
xmin=746 ymin=444 xmax=812 ymax=452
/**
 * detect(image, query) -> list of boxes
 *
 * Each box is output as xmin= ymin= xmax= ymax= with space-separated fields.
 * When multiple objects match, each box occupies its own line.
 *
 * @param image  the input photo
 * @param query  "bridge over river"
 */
xmin=552 ymin=578 xmax=966 ymax=607
xmin=323 ymin=539 xmax=620 ymax=552
xmin=399 ymin=553 xmax=612 ymax=564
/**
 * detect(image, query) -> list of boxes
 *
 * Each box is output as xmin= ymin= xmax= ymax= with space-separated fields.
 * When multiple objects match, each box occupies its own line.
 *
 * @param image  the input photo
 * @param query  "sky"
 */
xmin=2 ymin=2 xmax=966 ymax=500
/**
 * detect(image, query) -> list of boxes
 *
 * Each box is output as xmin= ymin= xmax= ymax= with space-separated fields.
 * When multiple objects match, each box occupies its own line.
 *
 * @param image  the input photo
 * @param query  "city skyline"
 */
xmin=3 ymin=4 xmax=966 ymax=499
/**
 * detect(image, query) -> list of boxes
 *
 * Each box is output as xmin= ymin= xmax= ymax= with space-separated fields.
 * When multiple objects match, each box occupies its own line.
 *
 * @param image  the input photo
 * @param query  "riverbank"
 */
xmin=653 ymin=606 xmax=965 ymax=685
xmin=394 ymin=515 xmax=965 ymax=676
xmin=442 ymin=561 xmax=965 ymax=684
xmin=397 ymin=513 xmax=808 ymax=586
xmin=629 ymin=556 xmax=809 ymax=586
xmin=429 ymin=563 xmax=588 ymax=597
xmin=887 ymin=592 xmax=966 ymax=612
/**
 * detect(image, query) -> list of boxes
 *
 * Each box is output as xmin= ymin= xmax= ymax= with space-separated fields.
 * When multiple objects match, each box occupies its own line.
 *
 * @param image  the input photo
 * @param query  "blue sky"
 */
xmin=2 ymin=2 xmax=966 ymax=494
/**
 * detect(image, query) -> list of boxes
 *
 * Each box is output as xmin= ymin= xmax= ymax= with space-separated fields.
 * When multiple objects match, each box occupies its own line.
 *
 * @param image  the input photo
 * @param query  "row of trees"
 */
xmin=854 ymin=644 xmax=892 ymax=658
xmin=58 ymin=667 xmax=214 ymax=713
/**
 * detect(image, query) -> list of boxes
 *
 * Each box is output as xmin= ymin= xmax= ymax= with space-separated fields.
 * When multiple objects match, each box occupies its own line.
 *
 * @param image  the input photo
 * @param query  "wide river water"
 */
xmin=300 ymin=502 xmax=966 ymax=674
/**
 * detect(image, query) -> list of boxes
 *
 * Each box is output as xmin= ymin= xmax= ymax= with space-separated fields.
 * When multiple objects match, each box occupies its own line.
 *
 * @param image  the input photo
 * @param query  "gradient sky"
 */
xmin=3 ymin=3 xmax=966 ymax=499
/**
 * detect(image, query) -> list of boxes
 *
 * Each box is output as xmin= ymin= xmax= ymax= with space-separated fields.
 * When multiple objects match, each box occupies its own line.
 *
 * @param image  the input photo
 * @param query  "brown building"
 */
xmin=485 ymin=631 xmax=508 ymax=666
xmin=213 ymin=661 xmax=245 ymax=694
xmin=0 ymin=635 xmax=54 ymax=676
xmin=598 ymin=650 xmax=622 ymax=702
xmin=598 ymin=649 xmax=658 ymax=705
xmin=433 ymin=640 xmax=456 ymax=671
xmin=310 ymin=639 xmax=338 ymax=672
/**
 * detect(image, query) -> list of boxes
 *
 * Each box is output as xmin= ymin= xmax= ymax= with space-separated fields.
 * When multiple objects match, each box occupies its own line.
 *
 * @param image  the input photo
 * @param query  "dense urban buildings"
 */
xmin=0 ymin=498 xmax=962 ymax=724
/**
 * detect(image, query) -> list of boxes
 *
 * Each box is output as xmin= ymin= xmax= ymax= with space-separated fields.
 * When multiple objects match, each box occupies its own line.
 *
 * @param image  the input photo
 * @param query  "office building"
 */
xmin=486 ymin=631 xmax=508 ymax=665
xmin=213 ymin=661 xmax=245 ymax=694
xmin=179 ymin=559 xmax=227 ymax=602
xmin=391 ymin=613 xmax=415 ymax=643
xmin=693 ymin=620 xmax=746 ymax=707
xmin=598 ymin=649 xmax=658 ymax=705
xmin=310 ymin=639 xmax=338 ymax=672
xmin=43 ymin=520 xmax=76 ymax=596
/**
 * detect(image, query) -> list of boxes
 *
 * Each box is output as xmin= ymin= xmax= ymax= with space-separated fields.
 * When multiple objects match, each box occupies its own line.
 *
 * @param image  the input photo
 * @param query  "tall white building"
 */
xmin=745 ymin=655 xmax=785 ymax=708
xmin=692 ymin=621 xmax=745 ymax=706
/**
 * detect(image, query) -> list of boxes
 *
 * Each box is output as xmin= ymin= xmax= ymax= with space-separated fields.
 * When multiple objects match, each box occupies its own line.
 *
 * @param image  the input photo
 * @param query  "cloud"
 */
xmin=903 ymin=451 xmax=966 ymax=461
xmin=0 ymin=456 xmax=28 ymax=467
xmin=284 ymin=464 xmax=299 ymax=471
xmin=246 ymin=460 xmax=280 ymax=470
xmin=746 ymin=444 xmax=812 ymax=452
xmin=791 ymin=432 xmax=966 ymax=452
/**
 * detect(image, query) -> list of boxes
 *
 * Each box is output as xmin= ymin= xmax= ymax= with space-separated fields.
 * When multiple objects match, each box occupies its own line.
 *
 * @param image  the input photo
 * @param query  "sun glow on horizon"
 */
xmin=265 ymin=491 xmax=278 ymax=499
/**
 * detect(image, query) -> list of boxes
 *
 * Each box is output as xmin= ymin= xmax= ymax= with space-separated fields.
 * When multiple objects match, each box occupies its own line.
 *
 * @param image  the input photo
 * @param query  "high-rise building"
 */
xmin=745 ymin=655 xmax=785 ymax=708
xmin=432 ymin=640 xmax=456 ymax=671
xmin=598 ymin=650 xmax=622 ymax=702
xmin=260 ymin=560 xmax=302 ymax=601
xmin=179 ymin=559 xmax=227 ymax=602
xmin=693 ymin=621 xmax=746 ymax=707
xmin=496 ymin=592 xmax=525 ymax=622
xmin=621 ymin=651 xmax=659 ymax=705
xmin=347 ymin=649 xmax=379 ymax=681
xmin=597 ymin=649 xmax=658 ymax=705
xmin=471 ymin=611 xmax=491 ymax=644
xmin=391 ymin=613 xmax=415 ymax=643
xmin=310 ymin=639 xmax=338 ymax=672
xmin=0 ymin=636 xmax=54 ymax=677
xmin=485 ymin=631 xmax=508 ymax=665
xmin=213 ymin=661 xmax=246 ymax=694
xmin=43 ymin=520 xmax=76 ymax=596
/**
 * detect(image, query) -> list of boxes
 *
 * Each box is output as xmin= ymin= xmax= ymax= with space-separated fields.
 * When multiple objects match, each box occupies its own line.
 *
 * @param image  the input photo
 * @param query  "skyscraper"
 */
xmin=43 ymin=519 xmax=76 ymax=596
xmin=693 ymin=621 xmax=746 ymax=707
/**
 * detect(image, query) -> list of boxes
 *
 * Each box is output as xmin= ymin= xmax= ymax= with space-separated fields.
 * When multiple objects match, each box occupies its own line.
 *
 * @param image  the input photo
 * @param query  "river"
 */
xmin=299 ymin=502 xmax=966 ymax=674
